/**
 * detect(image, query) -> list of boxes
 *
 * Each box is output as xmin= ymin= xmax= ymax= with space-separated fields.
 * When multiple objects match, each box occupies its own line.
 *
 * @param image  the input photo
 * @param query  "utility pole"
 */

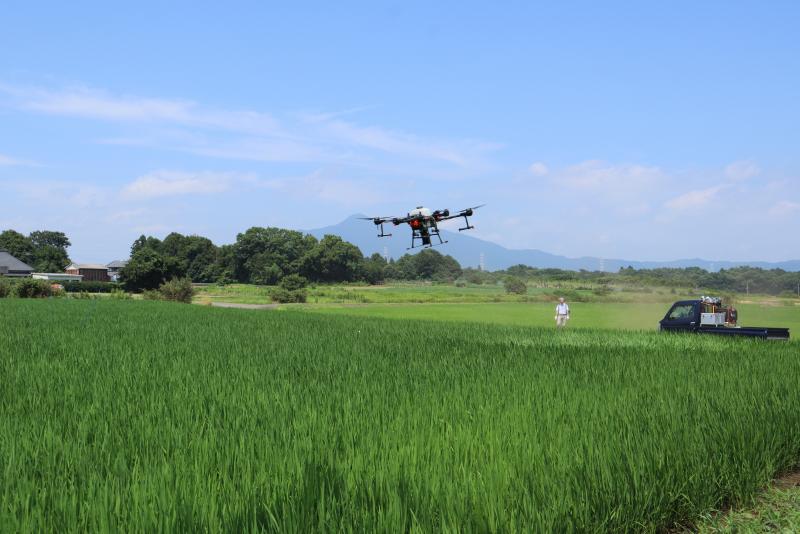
xmin=746 ymin=280 xmax=749 ymax=295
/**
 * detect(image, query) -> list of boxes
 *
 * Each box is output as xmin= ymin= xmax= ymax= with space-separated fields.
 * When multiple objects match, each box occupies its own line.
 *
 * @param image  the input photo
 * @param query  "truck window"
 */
xmin=667 ymin=304 xmax=694 ymax=320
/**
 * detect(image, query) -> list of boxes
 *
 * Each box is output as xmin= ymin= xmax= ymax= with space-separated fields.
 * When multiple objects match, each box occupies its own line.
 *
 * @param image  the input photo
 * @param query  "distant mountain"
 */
xmin=308 ymin=215 xmax=800 ymax=272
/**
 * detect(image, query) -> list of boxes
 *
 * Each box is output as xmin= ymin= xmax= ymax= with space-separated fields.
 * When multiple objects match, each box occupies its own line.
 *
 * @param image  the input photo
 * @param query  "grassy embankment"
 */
xmin=1 ymin=299 xmax=799 ymax=531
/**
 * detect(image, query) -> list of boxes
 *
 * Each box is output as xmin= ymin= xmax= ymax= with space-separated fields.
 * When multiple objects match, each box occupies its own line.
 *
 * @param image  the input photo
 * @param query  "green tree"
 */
xmin=0 ymin=230 xmax=34 ymax=266
xmin=394 ymin=249 xmax=462 ymax=281
xmin=130 ymin=235 xmax=163 ymax=256
xmin=300 ymin=235 xmax=364 ymax=282
xmin=28 ymin=230 xmax=71 ymax=272
xmin=233 ymin=227 xmax=317 ymax=283
xmin=120 ymin=248 xmax=168 ymax=291
xmin=504 ymin=277 xmax=528 ymax=295
xmin=362 ymin=253 xmax=388 ymax=284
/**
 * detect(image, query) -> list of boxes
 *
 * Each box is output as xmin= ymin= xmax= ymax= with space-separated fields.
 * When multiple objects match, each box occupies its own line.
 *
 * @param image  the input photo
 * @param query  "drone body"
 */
xmin=360 ymin=205 xmax=483 ymax=250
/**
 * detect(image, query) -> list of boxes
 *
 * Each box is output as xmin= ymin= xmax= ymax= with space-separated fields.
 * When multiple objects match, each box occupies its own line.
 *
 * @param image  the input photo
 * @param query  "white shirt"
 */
xmin=556 ymin=303 xmax=569 ymax=315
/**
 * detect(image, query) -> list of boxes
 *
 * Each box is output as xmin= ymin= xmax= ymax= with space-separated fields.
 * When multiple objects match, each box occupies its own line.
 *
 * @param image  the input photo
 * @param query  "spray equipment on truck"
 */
xmin=699 ymin=296 xmax=737 ymax=326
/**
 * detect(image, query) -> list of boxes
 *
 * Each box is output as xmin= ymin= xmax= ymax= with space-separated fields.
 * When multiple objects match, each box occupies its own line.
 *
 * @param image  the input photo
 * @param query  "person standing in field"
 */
xmin=555 ymin=297 xmax=570 ymax=328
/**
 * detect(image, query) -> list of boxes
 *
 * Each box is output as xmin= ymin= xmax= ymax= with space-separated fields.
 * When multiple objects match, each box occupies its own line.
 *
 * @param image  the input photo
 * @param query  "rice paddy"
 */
xmin=1 ymin=299 xmax=799 ymax=532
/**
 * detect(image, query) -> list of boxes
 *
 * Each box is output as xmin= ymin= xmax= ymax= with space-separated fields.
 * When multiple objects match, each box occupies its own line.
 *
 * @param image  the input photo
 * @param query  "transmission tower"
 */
xmin=479 ymin=252 xmax=485 ymax=271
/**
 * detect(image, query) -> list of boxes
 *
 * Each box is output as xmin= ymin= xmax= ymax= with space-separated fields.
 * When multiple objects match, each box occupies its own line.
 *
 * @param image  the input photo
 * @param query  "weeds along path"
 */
xmin=1 ymin=299 xmax=799 ymax=532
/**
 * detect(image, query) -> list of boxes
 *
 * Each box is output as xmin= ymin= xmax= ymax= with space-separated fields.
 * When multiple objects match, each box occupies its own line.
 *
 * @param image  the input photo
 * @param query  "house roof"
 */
xmin=106 ymin=260 xmax=129 ymax=268
xmin=0 ymin=249 xmax=34 ymax=272
xmin=67 ymin=263 xmax=109 ymax=270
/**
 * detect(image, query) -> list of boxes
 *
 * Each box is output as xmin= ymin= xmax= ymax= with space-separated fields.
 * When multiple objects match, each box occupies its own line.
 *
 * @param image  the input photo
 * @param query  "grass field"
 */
xmin=303 ymin=301 xmax=800 ymax=333
xmin=193 ymin=282 xmax=688 ymax=305
xmin=2 ymin=299 xmax=799 ymax=531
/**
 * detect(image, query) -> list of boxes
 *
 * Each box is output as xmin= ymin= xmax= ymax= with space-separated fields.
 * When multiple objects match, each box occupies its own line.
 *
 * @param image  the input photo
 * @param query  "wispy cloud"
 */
xmin=0 ymin=152 xmax=37 ymax=166
xmin=122 ymin=170 xmax=252 ymax=198
xmin=724 ymin=160 xmax=760 ymax=182
xmin=528 ymin=162 xmax=548 ymax=176
xmin=9 ymin=180 xmax=107 ymax=207
xmin=665 ymin=185 xmax=727 ymax=210
xmin=769 ymin=200 xmax=800 ymax=217
xmin=5 ymin=84 xmax=284 ymax=136
xmin=257 ymin=170 xmax=384 ymax=206
xmin=557 ymin=160 xmax=664 ymax=192
xmin=2 ymin=82 xmax=495 ymax=168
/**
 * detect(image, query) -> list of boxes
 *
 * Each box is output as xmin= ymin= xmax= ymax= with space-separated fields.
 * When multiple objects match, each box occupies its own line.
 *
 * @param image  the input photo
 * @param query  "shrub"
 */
xmin=61 ymin=281 xmax=121 ymax=294
xmin=593 ymin=285 xmax=612 ymax=297
xmin=71 ymin=291 xmax=99 ymax=300
xmin=279 ymin=274 xmax=308 ymax=291
xmin=0 ymin=278 xmax=11 ymax=298
xmin=142 ymin=289 xmax=162 ymax=301
xmin=110 ymin=289 xmax=133 ymax=300
xmin=158 ymin=278 xmax=195 ymax=304
xmin=270 ymin=287 xmax=307 ymax=303
xmin=504 ymin=277 xmax=527 ymax=295
xmin=15 ymin=279 xmax=53 ymax=298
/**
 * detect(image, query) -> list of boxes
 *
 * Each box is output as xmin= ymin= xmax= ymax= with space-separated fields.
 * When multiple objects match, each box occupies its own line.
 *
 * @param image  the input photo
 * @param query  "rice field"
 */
xmin=1 ymin=299 xmax=799 ymax=532
xmin=304 ymin=300 xmax=800 ymax=332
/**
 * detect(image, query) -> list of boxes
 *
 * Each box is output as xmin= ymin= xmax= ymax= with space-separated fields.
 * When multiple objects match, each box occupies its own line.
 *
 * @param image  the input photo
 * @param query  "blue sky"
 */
xmin=1 ymin=1 xmax=798 ymax=263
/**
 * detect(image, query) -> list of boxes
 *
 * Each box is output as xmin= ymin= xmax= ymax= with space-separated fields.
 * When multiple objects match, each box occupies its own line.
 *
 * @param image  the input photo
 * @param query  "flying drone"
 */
xmin=360 ymin=205 xmax=484 ymax=249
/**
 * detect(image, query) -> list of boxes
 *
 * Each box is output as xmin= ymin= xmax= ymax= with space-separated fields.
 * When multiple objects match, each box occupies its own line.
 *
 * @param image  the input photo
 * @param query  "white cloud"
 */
xmin=724 ymin=160 xmax=760 ymax=182
xmin=665 ymin=185 xmax=727 ymax=210
xmin=3 ymin=83 xmax=495 ymax=168
xmin=0 ymin=153 xmax=37 ymax=166
xmin=122 ymin=170 xmax=249 ymax=198
xmin=314 ymin=118 xmax=475 ymax=166
xmin=528 ymin=162 xmax=548 ymax=176
xmin=557 ymin=160 xmax=663 ymax=192
xmin=107 ymin=208 xmax=147 ymax=222
xmin=9 ymin=85 xmax=283 ymax=136
xmin=769 ymin=200 xmax=800 ymax=216
xmin=9 ymin=180 xmax=107 ymax=207
xmin=257 ymin=171 xmax=384 ymax=207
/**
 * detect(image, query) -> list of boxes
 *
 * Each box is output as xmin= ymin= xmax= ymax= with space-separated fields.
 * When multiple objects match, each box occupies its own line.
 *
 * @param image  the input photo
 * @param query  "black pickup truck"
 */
xmin=659 ymin=299 xmax=790 ymax=340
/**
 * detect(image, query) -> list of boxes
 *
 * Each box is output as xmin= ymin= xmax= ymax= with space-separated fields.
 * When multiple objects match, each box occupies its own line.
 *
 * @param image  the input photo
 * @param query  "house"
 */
xmin=106 ymin=260 xmax=128 ymax=282
xmin=65 ymin=263 xmax=111 ymax=282
xmin=0 ymin=249 xmax=34 ymax=277
xmin=32 ymin=273 xmax=83 ymax=283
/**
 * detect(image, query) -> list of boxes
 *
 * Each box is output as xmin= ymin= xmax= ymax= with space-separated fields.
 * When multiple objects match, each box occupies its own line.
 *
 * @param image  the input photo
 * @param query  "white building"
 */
xmin=32 ymin=273 xmax=83 ymax=282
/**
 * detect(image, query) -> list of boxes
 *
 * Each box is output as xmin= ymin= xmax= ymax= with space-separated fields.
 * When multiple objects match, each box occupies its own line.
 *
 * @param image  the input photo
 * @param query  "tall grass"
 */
xmin=1 ymin=300 xmax=798 ymax=531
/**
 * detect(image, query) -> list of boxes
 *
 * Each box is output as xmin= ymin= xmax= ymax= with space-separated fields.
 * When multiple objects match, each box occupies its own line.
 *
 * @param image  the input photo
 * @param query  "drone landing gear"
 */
xmin=458 ymin=213 xmax=474 ymax=232
xmin=375 ymin=222 xmax=392 ymax=238
xmin=408 ymin=224 xmax=447 ymax=250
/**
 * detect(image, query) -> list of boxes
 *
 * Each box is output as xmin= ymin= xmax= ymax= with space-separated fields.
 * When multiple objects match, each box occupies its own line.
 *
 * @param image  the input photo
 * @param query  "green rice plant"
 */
xmin=0 ymin=277 xmax=11 ymax=298
xmin=0 ymin=300 xmax=798 ymax=532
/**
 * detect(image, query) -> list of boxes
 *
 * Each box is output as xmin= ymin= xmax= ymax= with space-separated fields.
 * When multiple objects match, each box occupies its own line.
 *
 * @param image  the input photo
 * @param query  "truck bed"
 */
xmin=697 ymin=326 xmax=790 ymax=340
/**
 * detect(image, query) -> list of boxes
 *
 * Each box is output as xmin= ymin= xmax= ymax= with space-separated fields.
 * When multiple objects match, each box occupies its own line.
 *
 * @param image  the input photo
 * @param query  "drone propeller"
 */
xmin=358 ymin=216 xmax=394 ymax=225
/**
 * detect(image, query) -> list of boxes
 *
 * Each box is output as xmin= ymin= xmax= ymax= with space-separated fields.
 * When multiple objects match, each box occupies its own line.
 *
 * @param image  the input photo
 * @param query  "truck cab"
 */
xmin=659 ymin=300 xmax=701 ymax=332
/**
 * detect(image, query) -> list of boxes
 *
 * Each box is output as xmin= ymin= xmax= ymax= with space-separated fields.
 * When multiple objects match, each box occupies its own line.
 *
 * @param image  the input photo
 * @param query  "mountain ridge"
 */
xmin=308 ymin=215 xmax=800 ymax=272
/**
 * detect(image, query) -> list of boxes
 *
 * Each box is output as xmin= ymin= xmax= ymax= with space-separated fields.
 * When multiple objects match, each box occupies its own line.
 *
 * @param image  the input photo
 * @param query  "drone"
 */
xmin=360 ymin=205 xmax=484 ymax=249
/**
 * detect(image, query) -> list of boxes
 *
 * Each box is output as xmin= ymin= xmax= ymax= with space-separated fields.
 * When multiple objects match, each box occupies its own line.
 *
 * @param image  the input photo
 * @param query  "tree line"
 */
xmin=494 ymin=264 xmax=800 ymax=296
xmin=3 ymin=226 xmax=798 ymax=296
xmin=120 ymin=228 xmax=463 ymax=290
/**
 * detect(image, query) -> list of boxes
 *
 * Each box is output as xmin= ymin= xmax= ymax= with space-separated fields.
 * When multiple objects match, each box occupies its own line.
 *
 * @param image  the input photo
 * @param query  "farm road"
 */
xmin=209 ymin=302 xmax=279 ymax=310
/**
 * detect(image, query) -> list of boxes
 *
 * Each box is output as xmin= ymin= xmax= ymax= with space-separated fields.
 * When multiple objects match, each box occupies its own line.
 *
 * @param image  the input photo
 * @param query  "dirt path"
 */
xmin=207 ymin=302 xmax=279 ymax=310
